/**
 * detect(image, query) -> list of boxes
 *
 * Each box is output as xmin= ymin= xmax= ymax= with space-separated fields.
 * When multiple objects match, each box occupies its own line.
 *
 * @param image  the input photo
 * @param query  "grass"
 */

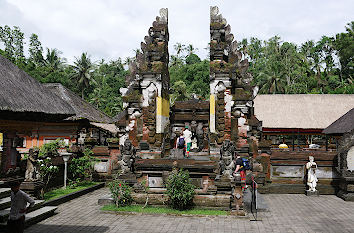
xmin=101 ymin=204 xmax=229 ymax=216
xmin=44 ymin=181 xmax=98 ymax=201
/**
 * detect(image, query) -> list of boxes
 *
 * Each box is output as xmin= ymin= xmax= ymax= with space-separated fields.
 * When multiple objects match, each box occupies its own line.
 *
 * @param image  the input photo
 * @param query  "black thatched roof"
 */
xmin=0 ymin=55 xmax=75 ymax=120
xmin=323 ymin=108 xmax=354 ymax=135
xmin=44 ymin=83 xmax=112 ymax=123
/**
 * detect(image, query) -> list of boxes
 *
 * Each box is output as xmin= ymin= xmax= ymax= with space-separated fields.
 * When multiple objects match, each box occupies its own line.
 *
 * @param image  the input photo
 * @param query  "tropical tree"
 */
xmin=71 ymin=52 xmax=96 ymax=99
xmin=28 ymin=33 xmax=43 ymax=65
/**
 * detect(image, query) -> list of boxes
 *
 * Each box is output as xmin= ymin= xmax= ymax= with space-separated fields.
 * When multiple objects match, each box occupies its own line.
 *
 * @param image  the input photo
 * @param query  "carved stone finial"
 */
xmin=159 ymin=8 xmax=168 ymax=23
xmin=210 ymin=6 xmax=219 ymax=20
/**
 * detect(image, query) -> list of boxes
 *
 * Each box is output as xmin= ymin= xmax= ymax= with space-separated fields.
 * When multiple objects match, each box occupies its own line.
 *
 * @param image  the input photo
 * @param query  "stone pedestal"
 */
xmin=337 ymin=177 xmax=354 ymax=201
xmin=20 ymin=180 xmax=44 ymax=199
xmin=306 ymin=190 xmax=319 ymax=196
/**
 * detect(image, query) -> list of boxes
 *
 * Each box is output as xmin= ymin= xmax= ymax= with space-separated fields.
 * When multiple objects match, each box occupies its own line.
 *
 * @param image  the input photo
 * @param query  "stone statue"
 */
xmin=25 ymin=148 xmax=41 ymax=181
xmin=306 ymin=156 xmax=318 ymax=192
xmin=196 ymin=122 xmax=204 ymax=152
xmin=119 ymin=139 xmax=136 ymax=173
xmin=219 ymin=140 xmax=236 ymax=178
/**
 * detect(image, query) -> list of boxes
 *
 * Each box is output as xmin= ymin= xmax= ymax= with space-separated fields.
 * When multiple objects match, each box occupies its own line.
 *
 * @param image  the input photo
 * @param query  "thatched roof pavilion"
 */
xmin=323 ymin=108 xmax=354 ymax=135
xmin=0 ymin=55 xmax=75 ymax=121
xmin=45 ymin=83 xmax=112 ymax=123
xmin=254 ymin=94 xmax=354 ymax=132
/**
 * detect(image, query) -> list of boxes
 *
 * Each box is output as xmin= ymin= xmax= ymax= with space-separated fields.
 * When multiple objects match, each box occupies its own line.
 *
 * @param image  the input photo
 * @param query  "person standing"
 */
xmin=175 ymin=130 xmax=186 ymax=157
xmin=233 ymin=153 xmax=246 ymax=190
xmin=183 ymin=126 xmax=192 ymax=158
xmin=8 ymin=181 xmax=35 ymax=233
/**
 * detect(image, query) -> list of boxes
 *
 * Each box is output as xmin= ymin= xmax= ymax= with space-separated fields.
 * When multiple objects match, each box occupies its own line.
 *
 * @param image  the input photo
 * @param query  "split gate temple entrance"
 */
xmin=115 ymin=6 xmax=264 ymax=212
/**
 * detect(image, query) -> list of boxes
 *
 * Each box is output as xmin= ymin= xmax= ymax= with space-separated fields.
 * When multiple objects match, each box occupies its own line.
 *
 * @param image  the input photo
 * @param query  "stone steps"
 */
xmin=0 ymin=189 xmax=11 ymax=199
xmin=0 ymin=200 xmax=44 ymax=222
xmin=0 ymin=197 xmax=11 ymax=210
xmin=25 ymin=206 xmax=57 ymax=226
xmin=0 ymin=187 xmax=57 ymax=229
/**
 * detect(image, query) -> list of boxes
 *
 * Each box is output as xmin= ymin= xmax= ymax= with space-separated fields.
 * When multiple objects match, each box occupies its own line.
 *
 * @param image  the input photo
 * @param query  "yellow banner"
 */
xmin=157 ymin=96 xmax=170 ymax=117
xmin=210 ymin=95 xmax=215 ymax=115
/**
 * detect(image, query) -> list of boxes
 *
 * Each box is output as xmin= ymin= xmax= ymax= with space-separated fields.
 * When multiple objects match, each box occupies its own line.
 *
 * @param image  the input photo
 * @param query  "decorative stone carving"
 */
xmin=306 ymin=156 xmax=318 ymax=192
xmin=25 ymin=148 xmax=41 ymax=181
xmin=196 ymin=122 xmax=204 ymax=151
xmin=119 ymin=139 xmax=136 ymax=173
xmin=219 ymin=140 xmax=236 ymax=177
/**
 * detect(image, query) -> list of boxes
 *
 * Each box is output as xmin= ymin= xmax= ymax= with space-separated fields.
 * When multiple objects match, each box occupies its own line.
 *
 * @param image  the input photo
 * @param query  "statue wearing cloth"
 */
xmin=306 ymin=156 xmax=318 ymax=192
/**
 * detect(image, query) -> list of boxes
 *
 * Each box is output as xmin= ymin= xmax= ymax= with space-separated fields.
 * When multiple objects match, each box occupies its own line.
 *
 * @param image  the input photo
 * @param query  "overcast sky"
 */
xmin=0 ymin=0 xmax=353 ymax=63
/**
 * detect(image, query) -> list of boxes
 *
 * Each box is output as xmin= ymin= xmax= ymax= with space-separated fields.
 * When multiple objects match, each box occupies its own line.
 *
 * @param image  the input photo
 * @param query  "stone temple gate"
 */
xmin=118 ymin=6 xmax=261 ymax=156
xmin=115 ymin=6 xmax=264 ymax=211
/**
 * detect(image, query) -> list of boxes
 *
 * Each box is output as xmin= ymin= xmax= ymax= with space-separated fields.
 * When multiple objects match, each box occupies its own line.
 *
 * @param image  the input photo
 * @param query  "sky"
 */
xmin=0 ymin=0 xmax=353 ymax=63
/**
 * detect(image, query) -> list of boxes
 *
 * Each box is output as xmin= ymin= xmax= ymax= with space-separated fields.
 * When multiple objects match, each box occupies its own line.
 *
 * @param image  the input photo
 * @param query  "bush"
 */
xmin=69 ymin=148 xmax=98 ymax=183
xmin=38 ymin=138 xmax=66 ymax=158
xmin=38 ymin=157 xmax=59 ymax=193
xmin=165 ymin=169 xmax=195 ymax=210
xmin=109 ymin=179 xmax=133 ymax=207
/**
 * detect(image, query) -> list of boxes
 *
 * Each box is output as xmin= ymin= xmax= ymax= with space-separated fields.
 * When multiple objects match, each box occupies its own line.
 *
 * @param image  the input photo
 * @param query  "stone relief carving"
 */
xmin=119 ymin=139 xmax=136 ymax=173
xmin=219 ymin=140 xmax=236 ymax=177
xmin=25 ymin=148 xmax=41 ymax=181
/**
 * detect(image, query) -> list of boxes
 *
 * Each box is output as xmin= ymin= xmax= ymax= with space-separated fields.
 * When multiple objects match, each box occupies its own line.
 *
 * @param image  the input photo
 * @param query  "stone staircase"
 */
xmin=0 ymin=188 xmax=57 ymax=230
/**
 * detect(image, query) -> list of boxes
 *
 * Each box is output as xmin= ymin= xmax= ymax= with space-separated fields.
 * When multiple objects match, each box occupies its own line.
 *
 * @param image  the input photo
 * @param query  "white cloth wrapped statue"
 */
xmin=306 ymin=156 xmax=318 ymax=192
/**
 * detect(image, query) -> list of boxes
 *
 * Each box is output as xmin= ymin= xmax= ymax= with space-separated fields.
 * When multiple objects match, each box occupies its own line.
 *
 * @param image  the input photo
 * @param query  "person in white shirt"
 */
xmin=8 ymin=181 xmax=35 ymax=233
xmin=183 ymin=126 xmax=192 ymax=158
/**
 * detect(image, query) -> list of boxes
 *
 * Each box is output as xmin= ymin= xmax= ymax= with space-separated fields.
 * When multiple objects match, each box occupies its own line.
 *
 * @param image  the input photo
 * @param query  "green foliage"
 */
xmin=0 ymin=25 xmax=24 ymax=62
xmin=37 ymin=157 xmax=59 ymax=193
xmin=106 ymin=137 xmax=119 ymax=143
xmin=101 ymin=204 xmax=229 ymax=216
xmin=170 ymin=54 xmax=209 ymax=100
xmin=68 ymin=148 xmax=98 ymax=182
xmin=44 ymin=181 xmax=98 ymax=201
xmin=165 ymin=169 xmax=195 ymax=210
xmin=38 ymin=138 xmax=66 ymax=158
xmin=108 ymin=179 xmax=133 ymax=207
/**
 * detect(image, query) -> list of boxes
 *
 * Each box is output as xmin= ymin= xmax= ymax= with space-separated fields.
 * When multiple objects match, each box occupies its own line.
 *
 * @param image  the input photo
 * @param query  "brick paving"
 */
xmin=27 ymin=188 xmax=354 ymax=233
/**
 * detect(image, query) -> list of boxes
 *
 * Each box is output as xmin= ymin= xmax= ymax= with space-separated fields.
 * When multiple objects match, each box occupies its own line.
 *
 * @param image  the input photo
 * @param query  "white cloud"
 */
xmin=1 ymin=0 xmax=353 ymax=63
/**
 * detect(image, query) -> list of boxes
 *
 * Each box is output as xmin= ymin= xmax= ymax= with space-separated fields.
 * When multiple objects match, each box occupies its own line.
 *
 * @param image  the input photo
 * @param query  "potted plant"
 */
xmin=107 ymin=137 xmax=120 ymax=148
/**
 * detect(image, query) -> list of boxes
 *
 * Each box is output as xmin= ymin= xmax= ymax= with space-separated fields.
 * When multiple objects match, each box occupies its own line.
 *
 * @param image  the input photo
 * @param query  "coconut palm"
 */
xmin=71 ymin=52 xmax=96 ymax=99
xmin=43 ymin=48 xmax=65 ymax=72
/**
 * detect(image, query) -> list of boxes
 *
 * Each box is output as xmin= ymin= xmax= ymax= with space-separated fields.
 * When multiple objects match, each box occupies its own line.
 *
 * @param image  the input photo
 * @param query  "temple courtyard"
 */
xmin=26 ymin=188 xmax=354 ymax=233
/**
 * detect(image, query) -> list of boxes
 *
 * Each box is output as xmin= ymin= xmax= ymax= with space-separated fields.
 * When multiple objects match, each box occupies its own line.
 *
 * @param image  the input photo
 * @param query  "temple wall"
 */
xmin=258 ymin=150 xmax=340 ymax=194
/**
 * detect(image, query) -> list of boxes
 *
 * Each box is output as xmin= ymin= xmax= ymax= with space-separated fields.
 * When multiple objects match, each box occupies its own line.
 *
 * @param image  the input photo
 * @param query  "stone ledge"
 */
xmin=44 ymin=183 xmax=105 ymax=206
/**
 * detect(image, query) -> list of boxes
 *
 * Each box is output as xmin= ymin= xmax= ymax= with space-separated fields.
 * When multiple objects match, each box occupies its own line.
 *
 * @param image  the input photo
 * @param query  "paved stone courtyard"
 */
xmin=27 ymin=188 xmax=354 ymax=233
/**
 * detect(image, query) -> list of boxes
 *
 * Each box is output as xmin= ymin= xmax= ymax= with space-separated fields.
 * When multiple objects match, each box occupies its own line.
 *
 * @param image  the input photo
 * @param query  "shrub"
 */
xmin=38 ymin=138 xmax=66 ymax=158
xmin=69 ymin=148 xmax=98 ymax=183
xmin=38 ymin=157 xmax=59 ymax=193
xmin=109 ymin=179 xmax=133 ymax=207
xmin=165 ymin=169 xmax=195 ymax=210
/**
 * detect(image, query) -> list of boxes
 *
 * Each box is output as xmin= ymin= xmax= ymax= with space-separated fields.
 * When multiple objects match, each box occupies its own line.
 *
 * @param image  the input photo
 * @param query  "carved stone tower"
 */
xmin=209 ymin=6 xmax=261 ymax=155
xmin=120 ymin=8 xmax=170 ymax=151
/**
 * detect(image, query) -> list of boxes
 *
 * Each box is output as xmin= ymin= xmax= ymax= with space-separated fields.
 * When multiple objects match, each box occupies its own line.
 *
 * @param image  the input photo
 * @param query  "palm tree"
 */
xmin=174 ymin=43 xmax=185 ymax=57
xmin=186 ymin=44 xmax=198 ymax=55
xmin=43 ymin=48 xmax=65 ymax=72
xmin=71 ymin=52 xmax=96 ymax=99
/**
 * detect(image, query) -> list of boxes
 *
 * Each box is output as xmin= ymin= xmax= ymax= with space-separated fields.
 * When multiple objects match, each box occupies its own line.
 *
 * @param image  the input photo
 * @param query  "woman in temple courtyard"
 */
xmin=183 ymin=126 xmax=192 ymax=158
